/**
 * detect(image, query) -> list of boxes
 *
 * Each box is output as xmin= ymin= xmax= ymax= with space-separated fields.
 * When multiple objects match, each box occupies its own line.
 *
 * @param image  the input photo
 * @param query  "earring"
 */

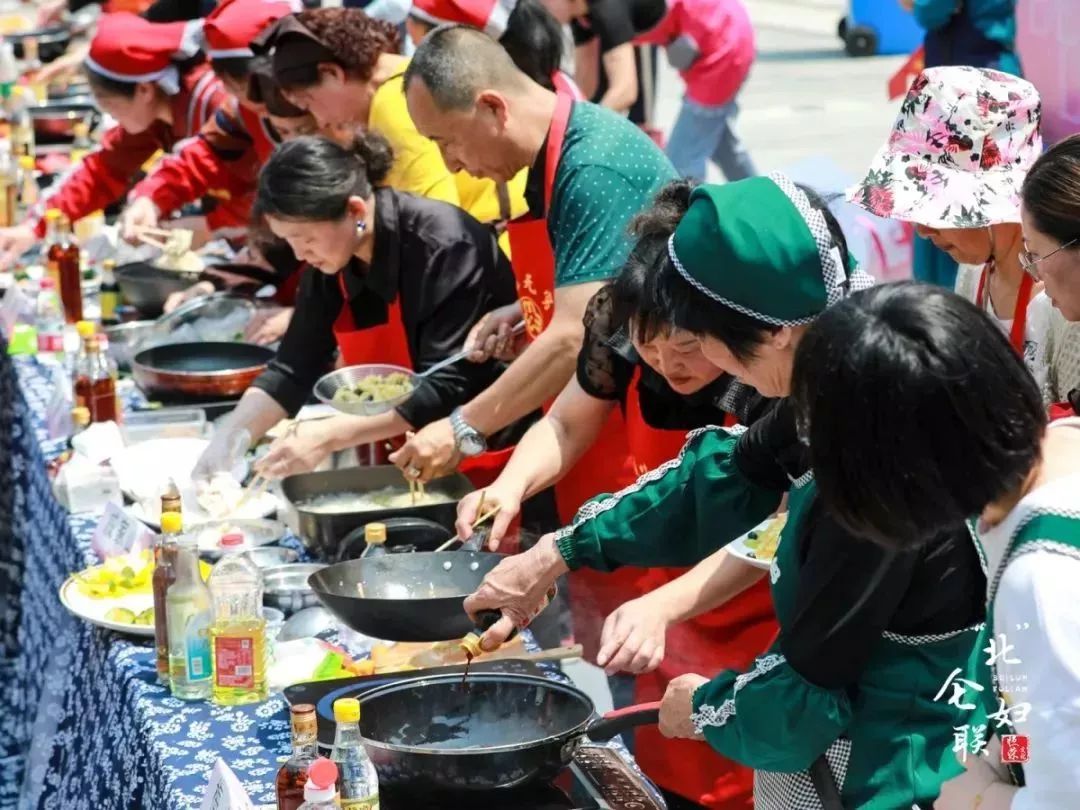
xmin=356 ymin=220 xmax=367 ymax=235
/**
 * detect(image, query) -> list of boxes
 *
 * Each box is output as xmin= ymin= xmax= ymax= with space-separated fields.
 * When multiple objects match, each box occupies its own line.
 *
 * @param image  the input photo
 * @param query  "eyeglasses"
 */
xmin=1019 ymin=238 xmax=1078 ymax=278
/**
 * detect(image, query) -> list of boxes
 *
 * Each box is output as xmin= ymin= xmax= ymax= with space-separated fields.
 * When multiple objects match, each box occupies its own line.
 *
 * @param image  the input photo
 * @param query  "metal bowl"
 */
xmin=314 ymin=364 xmax=415 ymax=417
xmin=247 ymin=546 xmax=299 ymax=569
xmin=104 ymin=320 xmax=157 ymax=370
xmin=263 ymin=563 xmax=327 ymax=616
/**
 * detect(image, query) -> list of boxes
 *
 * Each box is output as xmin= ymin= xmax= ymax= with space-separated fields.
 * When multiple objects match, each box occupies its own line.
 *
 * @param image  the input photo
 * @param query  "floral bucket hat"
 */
xmin=848 ymin=66 xmax=1042 ymax=229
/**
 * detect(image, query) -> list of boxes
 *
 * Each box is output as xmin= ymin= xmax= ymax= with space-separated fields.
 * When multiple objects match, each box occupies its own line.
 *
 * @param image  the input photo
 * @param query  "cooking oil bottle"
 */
xmin=209 ymin=533 xmax=267 ymax=705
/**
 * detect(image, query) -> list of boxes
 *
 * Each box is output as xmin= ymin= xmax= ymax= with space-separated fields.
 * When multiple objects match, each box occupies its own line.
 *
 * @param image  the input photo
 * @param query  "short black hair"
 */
xmin=790 ymin=282 xmax=1045 ymax=549
xmin=652 ymin=183 xmax=851 ymax=362
xmin=1021 ymin=133 xmax=1080 ymax=246
xmin=255 ymin=132 xmax=394 ymax=221
xmin=211 ymin=55 xmax=255 ymax=83
xmin=403 ymin=24 xmax=526 ymax=110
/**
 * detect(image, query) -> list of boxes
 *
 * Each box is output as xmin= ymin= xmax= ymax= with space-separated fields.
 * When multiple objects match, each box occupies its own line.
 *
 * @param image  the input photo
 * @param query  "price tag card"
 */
xmin=200 ymin=759 xmax=255 ymax=810
xmin=91 ymin=501 xmax=156 ymax=560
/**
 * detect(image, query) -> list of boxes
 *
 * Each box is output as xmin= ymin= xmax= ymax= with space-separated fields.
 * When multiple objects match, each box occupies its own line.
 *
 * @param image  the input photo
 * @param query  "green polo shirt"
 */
xmin=527 ymin=101 xmax=677 ymax=288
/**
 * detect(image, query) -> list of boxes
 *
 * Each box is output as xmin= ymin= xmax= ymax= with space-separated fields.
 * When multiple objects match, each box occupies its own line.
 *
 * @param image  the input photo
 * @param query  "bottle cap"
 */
xmin=364 ymin=522 xmax=387 ymax=546
xmin=219 ymin=532 xmax=244 ymax=548
xmin=73 ymin=122 xmax=89 ymax=138
xmin=71 ymin=406 xmax=91 ymax=427
xmin=459 ymin=632 xmax=483 ymax=660
xmin=18 ymin=155 xmax=33 ymax=170
xmin=103 ymin=258 xmax=116 ymax=270
xmin=45 ymin=208 xmax=61 ymax=221
xmin=76 ymin=320 xmax=95 ymax=339
xmin=160 ymin=511 xmax=183 ymax=534
xmin=290 ymin=703 xmax=318 ymax=740
xmin=39 ymin=277 xmax=56 ymax=289
xmin=332 ymin=697 xmax=361 ymax=724
xmin=304 ymin=758 xmax=339 ymax=801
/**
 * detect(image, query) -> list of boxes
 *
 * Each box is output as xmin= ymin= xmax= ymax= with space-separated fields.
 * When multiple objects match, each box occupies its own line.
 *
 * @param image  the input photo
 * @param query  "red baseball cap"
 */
xmin=85 ymin=13 xmax=203 ymax=94
xmin=203 ymin=0 xmax=301 ymax=61
xmin=410 ymin=0 xmax=518 ymax=38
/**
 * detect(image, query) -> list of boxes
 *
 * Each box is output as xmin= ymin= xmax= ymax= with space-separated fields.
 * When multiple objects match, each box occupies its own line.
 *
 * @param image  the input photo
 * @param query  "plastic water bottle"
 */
xmin=209 ymin=533 xmax=267 ymax=705
xmin=331 ymin=698 xmax=380 ymax=810
xmin=167 ymin=531 xmax=212 ymax=700
xmin=298 ymin=758 xmax=340 ymax=810
xmin=35 ymin=278 xmax=64 ymax=354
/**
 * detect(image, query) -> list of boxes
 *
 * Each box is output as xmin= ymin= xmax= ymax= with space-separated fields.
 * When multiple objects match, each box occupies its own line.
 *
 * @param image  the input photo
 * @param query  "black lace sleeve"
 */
xmin=576 ymin=286 xmax=634 ymax=402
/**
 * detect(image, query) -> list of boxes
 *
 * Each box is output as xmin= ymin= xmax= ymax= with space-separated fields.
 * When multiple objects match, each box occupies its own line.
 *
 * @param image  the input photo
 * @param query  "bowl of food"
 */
xmin=262 ymin=563 xmax=327 ymax=616
xmin=314 ymin=364 xmax=416 ymax=416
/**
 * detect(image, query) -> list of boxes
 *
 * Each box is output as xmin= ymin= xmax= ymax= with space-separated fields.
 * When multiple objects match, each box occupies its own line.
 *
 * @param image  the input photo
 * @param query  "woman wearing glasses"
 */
xmin=849 ymin=67 xmax=1064 ymax=391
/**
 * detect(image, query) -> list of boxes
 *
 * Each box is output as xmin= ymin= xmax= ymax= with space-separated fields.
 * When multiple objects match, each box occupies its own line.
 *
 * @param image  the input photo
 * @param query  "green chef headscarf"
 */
xmin=668 ymin=172 xmax=872 ymax=326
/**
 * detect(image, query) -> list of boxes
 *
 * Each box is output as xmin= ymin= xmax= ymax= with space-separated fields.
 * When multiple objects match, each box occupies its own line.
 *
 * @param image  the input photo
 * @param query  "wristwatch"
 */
xmin=450 ymin=407 xmax=487 ymax=457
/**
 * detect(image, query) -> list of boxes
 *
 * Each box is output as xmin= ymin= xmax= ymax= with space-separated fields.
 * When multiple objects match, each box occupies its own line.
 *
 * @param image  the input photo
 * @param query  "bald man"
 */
xmin=392 ymin=25 xmax=675 ymax=495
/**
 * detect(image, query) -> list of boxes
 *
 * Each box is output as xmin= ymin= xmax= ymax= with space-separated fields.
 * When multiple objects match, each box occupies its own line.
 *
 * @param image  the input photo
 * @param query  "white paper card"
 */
xmin=91 ymin=501 xmax=156 ymax=559
xmin=200 ymin=759 xmax=255 ymax=810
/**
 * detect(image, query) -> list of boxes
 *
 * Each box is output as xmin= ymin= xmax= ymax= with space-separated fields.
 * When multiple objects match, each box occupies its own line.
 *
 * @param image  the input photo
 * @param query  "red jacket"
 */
xmin=130 ymin=97 xmax=279 ymax=228
xmin=29 ymin=63 xmax=231 ymax=236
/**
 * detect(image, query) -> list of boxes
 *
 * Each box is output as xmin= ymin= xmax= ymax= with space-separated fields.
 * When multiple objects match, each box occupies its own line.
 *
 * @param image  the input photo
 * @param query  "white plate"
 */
xmin=727 ymin=516 xmax=784 ymax=571
xmin=128 ymin=489 xmax=280 ymax=530
xmin=109 ymin=437 xmax=248 ymax=503
xmin=59 ymin=577 xmax=155 ymax=637
xmin=190 ymin=518 xmax=286 ymax=557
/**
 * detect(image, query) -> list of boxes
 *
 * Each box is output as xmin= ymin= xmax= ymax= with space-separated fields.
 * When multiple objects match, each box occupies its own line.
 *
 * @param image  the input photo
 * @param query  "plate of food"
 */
xmin=129 ymin=472 xmax=279 ymax=529
xmin=60 ymin=550 xmax=214 ymax=636
xmin=727 ymin=513 xmax=788 ymax=570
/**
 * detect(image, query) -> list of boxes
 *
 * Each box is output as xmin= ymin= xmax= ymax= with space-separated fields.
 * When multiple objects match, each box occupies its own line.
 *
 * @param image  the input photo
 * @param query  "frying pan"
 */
xmin=7 ymin=26 xmax=71 ymax=62
xmin=131 ymin=341 xmax=273 ymax=401
xmin=355 ymin=672 xmax=659 ymax=791
xmin=307 ymin=550 xmax=531 ymax=641
xmin=114 ymin=261 xmax=199 ymax=316
xmin=29 ymin=98 xmax=98 ymax=143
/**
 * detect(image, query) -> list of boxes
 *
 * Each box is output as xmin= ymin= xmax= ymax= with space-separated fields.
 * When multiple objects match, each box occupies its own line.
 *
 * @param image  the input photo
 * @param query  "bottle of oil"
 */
xmin=100 ymin=259 xmax=120 ymax=325
xmin=83 ymin=335 xmax=116 ymax=423
xmin=276 ymin=704 xmax=319 ymax=810
xmin=55 ymin=214 xmax=82 ymax=324
xmin=70 ymin=122 xmax=92 ymax=164
xmin=167 ymin=532 xmax=212 ymax=700
xmin=153 ymin=511 xmax=183 ymax=685
xmin=210 ymin=533 xmax=267 ymax=705
xmin=18 ymin=154 xmax=36 ymax=215
xmin=330 ymin=698 xmax=379 ymax=810
xmin=22 ymin=38 xmax=46 ymax=104
xmin=44 ymin=208 xmax=64 ymax=287
xmin=72 ymin=320 xmax=96 ymax=409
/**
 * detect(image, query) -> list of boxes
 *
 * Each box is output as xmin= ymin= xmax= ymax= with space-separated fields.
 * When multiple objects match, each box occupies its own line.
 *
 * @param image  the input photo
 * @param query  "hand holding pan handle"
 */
xmin=583 ymin=701 xmax=662 ymax=743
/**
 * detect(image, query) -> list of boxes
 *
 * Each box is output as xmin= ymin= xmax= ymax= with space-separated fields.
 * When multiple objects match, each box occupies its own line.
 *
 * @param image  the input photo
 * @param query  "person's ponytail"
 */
xmin=351 ymin=131 xmax=394 ymax=187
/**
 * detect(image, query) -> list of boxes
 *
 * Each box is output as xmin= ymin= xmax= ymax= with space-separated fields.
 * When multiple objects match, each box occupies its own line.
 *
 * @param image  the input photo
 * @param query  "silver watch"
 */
xmin=450 ymin=407 xmax=487 ymax=457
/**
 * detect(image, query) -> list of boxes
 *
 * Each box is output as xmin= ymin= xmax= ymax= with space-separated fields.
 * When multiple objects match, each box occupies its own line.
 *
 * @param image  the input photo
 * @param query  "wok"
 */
xmin=29 ymin=98 xmax=98 ymax=142
xmin=281 ymin=465 xmax=472 ymax=558
xmin=307 ymin=550 xmax=525 ymax=641
xmin=355 ymin=672 xmax=659 ymax=791
xmin=115 ymin=261 xmax=199 ymax=317
xmin=7 ymin=26 xmax=71 ymax=63
xmin=131 ymin=341 xmax=273 ymax=401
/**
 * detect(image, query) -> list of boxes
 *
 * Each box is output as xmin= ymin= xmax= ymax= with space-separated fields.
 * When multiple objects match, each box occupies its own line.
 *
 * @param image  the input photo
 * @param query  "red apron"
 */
xmin=505 ymin=92 xmax=638 ymax=662
xmin=975 ymin=264 xmax=1034 ymax=354
xmin=331 ymin=272 xmax=513 ymax=485
xmin=624 ymin=370 xmax=775 ymax=809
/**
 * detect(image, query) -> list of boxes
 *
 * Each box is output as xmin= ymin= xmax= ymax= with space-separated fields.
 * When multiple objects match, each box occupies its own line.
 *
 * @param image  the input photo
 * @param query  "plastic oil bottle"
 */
xmin=330 ymin=698 xmax=380 ymax=810
xmin=167 ymin=531 xmax=212 ymax=699
xmin=209 ymin=533 xmax=267 ymax=705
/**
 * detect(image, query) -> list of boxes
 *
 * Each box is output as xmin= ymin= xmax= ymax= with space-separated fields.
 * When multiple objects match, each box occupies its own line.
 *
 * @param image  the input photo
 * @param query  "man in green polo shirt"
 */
xmin=390 ymin=24 xmax=676 ymax=486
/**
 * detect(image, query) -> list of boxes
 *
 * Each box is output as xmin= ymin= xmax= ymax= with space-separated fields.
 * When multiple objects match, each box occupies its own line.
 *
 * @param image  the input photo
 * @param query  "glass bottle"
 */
xmin=0 ymin=142 xmax=16 ymax=228
xmin=153 ymin=511 xmax=183 ymax=685
xmin=22 ymin=38 xmax=46 ymax=104
xmin=210 ymin=534 xmax=267 ymax=705
xmin=35 ymin=277 xmax=64 ymax=353
xmin=0 ymin=41 xmax=17 ymax=140
xmin=330 ymin=698 xmax=380 ymax=810
xmin=10 ymin=88 xmax=34 ymax=160
xmin=297 ymin=758 xmax=340 ymax=810
xmin=72 ymin=320 xmax=94 ymax=410
xmin=161 ymin=478 xmax=182 ymax=517
xmin=276 ymin=704 xmax=319 ymax=810
xmin=18 ymin=154 xmax=36 ymax=215
xmin=81 ymin=335 xmax=116 ymax=423
xmin=55 ymin=215 xmax=82 ymax=324
xmin=359 ymin=522 xmax=387 ymax=558
xmin=167 ymin=533 xmax=213 ymax=700
xmin=70 ymin=121 xmax=92 ymax=164
xmin=44 ymin=208 xmax=63 ymax=287
xmin=100 ymin=259 xmax=120 ymax=325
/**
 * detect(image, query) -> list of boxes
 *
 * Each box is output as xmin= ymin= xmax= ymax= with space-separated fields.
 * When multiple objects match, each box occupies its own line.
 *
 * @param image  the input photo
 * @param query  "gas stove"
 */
xmin=284 ymin=661 xmax=666 ymax=810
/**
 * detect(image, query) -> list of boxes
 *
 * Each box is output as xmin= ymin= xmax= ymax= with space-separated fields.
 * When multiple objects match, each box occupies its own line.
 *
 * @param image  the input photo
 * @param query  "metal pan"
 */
xmin=114 ymin=261 xmax=199 ymax=317
xmin=307 ymin=550 xmax=522 ymax=641
xmin=7 ymin=26 xmax=72 ymax=62
xmin=29 ymin=98 xmax=98 ymax=142
xmin=131 ymin=341 xmax=273 ymax=401
xmin=355 ymin=672 xmax=659 ymax=791
xmin=281 ymin=465 xmax=472 ymax=558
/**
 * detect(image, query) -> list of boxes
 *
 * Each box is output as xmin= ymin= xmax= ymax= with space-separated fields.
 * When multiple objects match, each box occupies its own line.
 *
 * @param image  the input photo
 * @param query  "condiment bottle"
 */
xmin=21 ymin=37 xmax=46 ymax=104
xmin=161 ymin=478 xmax=182 ymax=517
xmin=100 ymin=259 xmax=120 ymax=325
xmin=276 ymin=704 xmax=319 ymax=810
xmin=209 ymin=533 xmax=267 ymax=705
xmin=0 ymin=142 xmax=16 ymax=228
xmin=330 ymin=698 xmax=379 ymax=810
xmin=44 ymin=208 xmax=64 ymax=288
xmin=35 ymin=277 xmax=64 ymax=353
xmin=153 ymin=511 xmax=183 ymax=685
xmin=70 ymin=121 xmax=92 ymax=164
xmin=167 ymin=531 xmax=212 ymax=700
xmin=55 ymin=214 xmax=82 ymax=323
xmin=82 ymin=334 xmax=116 ymax=423
xmin=297 ymin=758 xmax=340 ymax=810
xmin=10 ymin=88 xmax=34 ymax=160
xmin=359 ymin=522 xmax=387 ymax=558
xmin=18 ymin=154 xmax=36 ymax=215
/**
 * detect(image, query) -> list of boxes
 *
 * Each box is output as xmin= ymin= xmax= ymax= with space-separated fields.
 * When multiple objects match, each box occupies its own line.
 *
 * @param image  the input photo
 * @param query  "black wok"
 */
xmin=131 ymin=341 xmax=273 ymax=401
xmin=281 ymin=465 xmax=472 ymax=558
xmin=355 ymin=672 xmax=659 ymax=791
xmin=115 ymin=261 xmax=199 ymax=316
xmin=308 ymin=550 xmax=524 ymax=641
xmin=8 ymin=26 xmax=71 ymax=63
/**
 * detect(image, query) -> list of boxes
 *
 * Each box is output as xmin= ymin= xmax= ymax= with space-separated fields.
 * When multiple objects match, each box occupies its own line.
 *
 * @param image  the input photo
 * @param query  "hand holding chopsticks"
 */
xmin=235 ymin=473 xmax=271 ymax=513
xmin=436 ymin=492 xmax=501 ymax=551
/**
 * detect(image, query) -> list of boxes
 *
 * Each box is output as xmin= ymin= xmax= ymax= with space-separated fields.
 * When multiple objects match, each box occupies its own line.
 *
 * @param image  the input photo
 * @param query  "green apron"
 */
xmin=754 ymin=474 xmax=993 ymax=809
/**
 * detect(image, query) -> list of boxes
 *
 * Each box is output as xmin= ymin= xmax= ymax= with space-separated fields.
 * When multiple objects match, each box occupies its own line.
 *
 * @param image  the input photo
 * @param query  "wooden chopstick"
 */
xmin=434 ymin=504 xmax=502 ymax=551
xmin=137 ymin=233 xmax=168 ymax=251
xmin=235 ymin=474 xmax=270 ymax=512
xmin=134 ymin=225 xmax=175 ymax=238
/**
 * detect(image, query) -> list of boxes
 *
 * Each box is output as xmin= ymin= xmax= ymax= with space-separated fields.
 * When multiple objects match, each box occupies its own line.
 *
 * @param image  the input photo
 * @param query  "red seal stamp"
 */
xmin=1000 ymin=735 xmax=1029 ymax=764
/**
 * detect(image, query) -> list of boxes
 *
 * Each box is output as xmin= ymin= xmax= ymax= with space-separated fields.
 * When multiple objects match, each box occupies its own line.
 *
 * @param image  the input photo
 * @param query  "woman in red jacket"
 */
xmin=0 ymin=13 xmax=230 ymax=267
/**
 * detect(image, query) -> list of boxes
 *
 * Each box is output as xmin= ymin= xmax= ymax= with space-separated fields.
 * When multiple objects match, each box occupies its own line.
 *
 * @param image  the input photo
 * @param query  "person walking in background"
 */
xmin=639 ymin=0 xmax=757 ymax=183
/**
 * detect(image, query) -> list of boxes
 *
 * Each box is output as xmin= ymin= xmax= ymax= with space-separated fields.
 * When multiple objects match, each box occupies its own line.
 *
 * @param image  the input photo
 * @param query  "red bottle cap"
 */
xmin=306 ymin=757 xmax=338 ymax=790
xmin=40 ymin=278 xmax=56 ymax=289
xmin=219 ymin=532 xmax=244 ymax=548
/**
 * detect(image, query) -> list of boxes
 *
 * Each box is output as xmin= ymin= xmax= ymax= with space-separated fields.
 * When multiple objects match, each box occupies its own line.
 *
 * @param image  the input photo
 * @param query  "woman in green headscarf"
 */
xmin=465 ymin=174 xmax=994 ymax=809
